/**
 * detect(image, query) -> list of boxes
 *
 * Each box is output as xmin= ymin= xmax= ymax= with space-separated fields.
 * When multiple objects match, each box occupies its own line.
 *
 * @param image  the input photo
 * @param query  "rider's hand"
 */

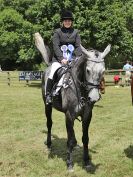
xmin=61 ymin=59 xmax=68 ymax=65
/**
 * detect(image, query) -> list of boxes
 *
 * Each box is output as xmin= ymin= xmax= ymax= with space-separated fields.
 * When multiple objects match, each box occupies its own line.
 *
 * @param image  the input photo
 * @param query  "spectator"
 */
xmin=114 ymin=75 xmax=121 ymax=86
xmin=123 ymin=60 xmax=132 ymax=71
xmin=123 ymin=61 xmax=132 ymax=86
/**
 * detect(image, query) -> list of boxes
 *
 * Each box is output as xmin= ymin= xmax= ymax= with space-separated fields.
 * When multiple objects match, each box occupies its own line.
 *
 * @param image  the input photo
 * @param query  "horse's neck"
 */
xmin=72 ymin=56 xmax=86 ymax=83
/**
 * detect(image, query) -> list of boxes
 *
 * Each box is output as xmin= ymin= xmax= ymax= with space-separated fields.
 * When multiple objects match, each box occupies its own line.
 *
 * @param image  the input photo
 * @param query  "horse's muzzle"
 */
xmin=88 ymin=88 xmax=100 ymax=103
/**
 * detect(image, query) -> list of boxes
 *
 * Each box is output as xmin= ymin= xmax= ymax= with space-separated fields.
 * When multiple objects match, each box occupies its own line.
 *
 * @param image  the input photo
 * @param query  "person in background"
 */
xmin=114 ymin=75 xmax=121 ymax=86
xmin=123 ymin=61 xmax=132 ymax=86
xmin=123 ymin=60 xmax=132 ymax=71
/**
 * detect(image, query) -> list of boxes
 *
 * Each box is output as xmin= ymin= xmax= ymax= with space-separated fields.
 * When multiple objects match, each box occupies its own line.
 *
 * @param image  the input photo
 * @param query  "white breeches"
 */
xmin=48 ymin=62 xmax=62 ymax=79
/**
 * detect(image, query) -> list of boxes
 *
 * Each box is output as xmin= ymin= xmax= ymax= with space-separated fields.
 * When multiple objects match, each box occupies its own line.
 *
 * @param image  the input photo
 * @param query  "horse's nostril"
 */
xmin=95 ymin=51 xmax=99 ymax=58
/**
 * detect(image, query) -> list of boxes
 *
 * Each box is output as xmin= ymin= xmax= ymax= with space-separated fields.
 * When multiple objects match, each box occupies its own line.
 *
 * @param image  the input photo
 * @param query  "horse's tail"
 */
xmin=34 ymin=32 xmax=51 ymax=66
xmin=131 ymin=75 xmax=133 ymax=105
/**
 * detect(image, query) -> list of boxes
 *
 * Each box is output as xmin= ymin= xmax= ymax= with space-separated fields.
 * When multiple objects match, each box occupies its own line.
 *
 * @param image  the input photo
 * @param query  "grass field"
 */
xmin=0 ymin=82 xmax=133 ymax=177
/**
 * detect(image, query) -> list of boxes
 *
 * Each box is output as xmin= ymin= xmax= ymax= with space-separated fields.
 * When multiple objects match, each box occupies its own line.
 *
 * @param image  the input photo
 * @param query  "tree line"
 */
xmin=0 ymin=0 xmax=133 ymax=70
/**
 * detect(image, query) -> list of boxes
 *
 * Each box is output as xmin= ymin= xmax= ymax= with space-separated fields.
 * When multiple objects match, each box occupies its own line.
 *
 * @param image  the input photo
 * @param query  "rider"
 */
xmin=45 ymin=10 xmax=82 ymax=105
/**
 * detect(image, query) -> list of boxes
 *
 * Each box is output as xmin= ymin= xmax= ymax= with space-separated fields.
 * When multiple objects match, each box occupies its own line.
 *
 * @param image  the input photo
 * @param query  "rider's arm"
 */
xmin=53 ymin=30 xmax=64 ymax=62
xmin=74 ymin=31 xmax=82 ymax=57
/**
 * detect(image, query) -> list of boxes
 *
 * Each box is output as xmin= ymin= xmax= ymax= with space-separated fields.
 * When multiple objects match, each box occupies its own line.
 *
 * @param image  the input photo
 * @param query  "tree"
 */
xmin=0 ymin=0 xmax=132 ymax=70
xmin=0 ymin=8 xmax=38 ymax=70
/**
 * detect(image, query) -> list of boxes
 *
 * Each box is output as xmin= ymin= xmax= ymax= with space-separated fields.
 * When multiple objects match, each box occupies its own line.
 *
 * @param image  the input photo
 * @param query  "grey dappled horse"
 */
xmin=41 ymin=44 xmax=111 ymax=171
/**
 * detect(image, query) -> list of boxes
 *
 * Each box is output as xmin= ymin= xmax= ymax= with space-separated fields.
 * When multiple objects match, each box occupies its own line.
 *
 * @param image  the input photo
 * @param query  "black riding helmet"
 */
xmin=61 ymin=10 xmax=74 ymax=21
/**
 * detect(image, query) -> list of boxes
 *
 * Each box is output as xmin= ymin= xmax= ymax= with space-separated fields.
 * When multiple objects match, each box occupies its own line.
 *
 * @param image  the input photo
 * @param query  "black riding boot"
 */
xmin=46 ymin=78 xmax=53 ymax=105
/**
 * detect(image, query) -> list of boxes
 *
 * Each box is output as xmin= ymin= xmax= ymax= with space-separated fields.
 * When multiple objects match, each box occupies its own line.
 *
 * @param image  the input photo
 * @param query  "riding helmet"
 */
xmin=61 ymin=10 xmax=74 ymax=21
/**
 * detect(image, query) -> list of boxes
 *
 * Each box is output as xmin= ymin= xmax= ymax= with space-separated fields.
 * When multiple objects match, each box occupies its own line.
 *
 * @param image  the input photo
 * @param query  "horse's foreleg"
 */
xmin=45 ymin=104 xmax=52 ymax=149
xmin=131 ymin=76 xmax=133 ymax=105
xmin=65 ymin=114 xmax=75 ymax=171
xmin=82 ymin=108 xmax=92 ymax=167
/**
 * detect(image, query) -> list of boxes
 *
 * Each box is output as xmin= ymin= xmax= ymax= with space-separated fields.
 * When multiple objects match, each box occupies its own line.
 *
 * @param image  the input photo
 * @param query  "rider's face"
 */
xmin=63 ymin=19 xmax=72 ymax=28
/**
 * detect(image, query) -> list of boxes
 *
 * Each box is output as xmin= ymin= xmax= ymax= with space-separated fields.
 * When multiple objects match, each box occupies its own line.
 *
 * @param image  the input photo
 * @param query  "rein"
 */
xmin=79 ymin=81 xmax=100 ymax=89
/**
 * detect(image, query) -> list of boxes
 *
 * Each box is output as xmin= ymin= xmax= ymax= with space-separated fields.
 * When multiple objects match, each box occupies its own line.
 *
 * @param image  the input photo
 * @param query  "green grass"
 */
xmin=0 ymin=82 xmax=133 ymax=177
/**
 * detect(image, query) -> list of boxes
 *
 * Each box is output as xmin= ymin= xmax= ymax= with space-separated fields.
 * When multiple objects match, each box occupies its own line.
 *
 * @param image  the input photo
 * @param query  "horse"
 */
xmin=35 ymin=32 xmax=111 ymax=171
xmin=131 ymin=74 xmax=133 ymax=105
xmin=99 ymin=76 xmax=105 ymax=94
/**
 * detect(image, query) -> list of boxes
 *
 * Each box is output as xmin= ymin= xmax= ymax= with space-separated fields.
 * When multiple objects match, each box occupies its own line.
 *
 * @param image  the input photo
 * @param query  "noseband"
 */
xmin=80 ymin=81 xmax=100 ymax=91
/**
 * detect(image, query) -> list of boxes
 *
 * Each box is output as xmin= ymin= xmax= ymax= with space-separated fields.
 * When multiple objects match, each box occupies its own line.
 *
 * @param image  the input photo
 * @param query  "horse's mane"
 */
xmin=70 ymin=55 xmax=87 ymax=85
xmin=73 ymin=55 xmax=86 ymax=71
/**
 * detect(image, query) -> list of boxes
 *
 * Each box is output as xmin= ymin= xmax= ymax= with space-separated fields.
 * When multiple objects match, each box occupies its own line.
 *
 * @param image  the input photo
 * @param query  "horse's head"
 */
xmin=81 ymin=44 xmax=111 ymax=103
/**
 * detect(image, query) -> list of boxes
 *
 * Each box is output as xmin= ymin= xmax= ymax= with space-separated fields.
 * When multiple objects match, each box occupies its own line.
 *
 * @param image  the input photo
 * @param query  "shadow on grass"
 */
xmin=124 ymin=145 xmax=133 ymax=160
xmin=28 ymin=83 xmax=41 ymax=88
xmin=43 ymin=130 xmax=101 ymax=173
xmin=94 ymin=104 xmax=104 ymax=108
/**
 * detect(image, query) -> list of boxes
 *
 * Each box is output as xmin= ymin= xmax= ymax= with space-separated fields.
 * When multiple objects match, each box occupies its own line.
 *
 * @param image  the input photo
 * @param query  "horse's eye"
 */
xmin=86 ymin=68 xmax=90 ymax=74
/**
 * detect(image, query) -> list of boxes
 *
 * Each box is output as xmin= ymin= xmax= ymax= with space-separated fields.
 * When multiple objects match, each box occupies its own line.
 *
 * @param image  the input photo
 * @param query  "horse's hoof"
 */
xmin=85 ymin=161 xmax=95 ymax=173
xmin=44 ymin=141 xmax=52 ymax=151
xmin=44 ymin=141 xmax=47 ymax=146
xmin=67 ymin=165 xmax=74 ymax=172
xmin=74 ymin=144 xmax=80 ymax=150
xmin=85 ymin=164 xmax=93 ymax=171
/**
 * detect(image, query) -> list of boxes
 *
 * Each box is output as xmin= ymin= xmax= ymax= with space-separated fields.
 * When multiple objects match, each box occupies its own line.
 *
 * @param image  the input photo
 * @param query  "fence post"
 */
xmin=25 ymin=73 xmax=30 ymax=86
xmin=7 ymin=72 xmax=10 ymax=86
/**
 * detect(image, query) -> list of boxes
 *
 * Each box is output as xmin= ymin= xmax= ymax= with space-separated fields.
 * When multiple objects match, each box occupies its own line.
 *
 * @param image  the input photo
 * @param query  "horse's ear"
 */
xmin=101 ymin=44 xmax=111 ymax=58
xmin=80 ymin=45 xmax=91 ymax=57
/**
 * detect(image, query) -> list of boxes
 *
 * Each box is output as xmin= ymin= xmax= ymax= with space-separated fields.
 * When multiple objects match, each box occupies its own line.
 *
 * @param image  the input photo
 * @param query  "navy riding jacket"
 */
xmin=52 ymin=27 xmax=82 ymax=62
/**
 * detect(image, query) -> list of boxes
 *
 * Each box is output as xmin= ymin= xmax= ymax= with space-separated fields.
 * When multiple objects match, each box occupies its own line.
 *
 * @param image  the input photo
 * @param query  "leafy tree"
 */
xmin=0 ymin=0 xmax=132 ymax=70
xmin=0 ymin=8 xmax=39 ymax=70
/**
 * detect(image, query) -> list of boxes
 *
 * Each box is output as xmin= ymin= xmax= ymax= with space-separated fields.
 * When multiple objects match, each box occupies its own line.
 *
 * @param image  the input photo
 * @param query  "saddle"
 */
xmin=50 ymin=67 xmax=69 ymax=110
xmin=53 ymin=66 xmax=66 ymax=83
xmin=52 ymin=66 xmax=67 ymax=96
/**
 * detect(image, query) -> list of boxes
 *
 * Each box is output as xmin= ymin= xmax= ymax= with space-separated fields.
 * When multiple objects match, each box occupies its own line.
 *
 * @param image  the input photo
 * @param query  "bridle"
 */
xmin=80 ymin=58 xmax=105 ymax=91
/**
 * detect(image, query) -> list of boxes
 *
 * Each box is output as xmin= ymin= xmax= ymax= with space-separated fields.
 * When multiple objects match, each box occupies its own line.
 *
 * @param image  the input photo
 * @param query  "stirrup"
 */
xmin=46 ymin=95 xmax=52 ymax=105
